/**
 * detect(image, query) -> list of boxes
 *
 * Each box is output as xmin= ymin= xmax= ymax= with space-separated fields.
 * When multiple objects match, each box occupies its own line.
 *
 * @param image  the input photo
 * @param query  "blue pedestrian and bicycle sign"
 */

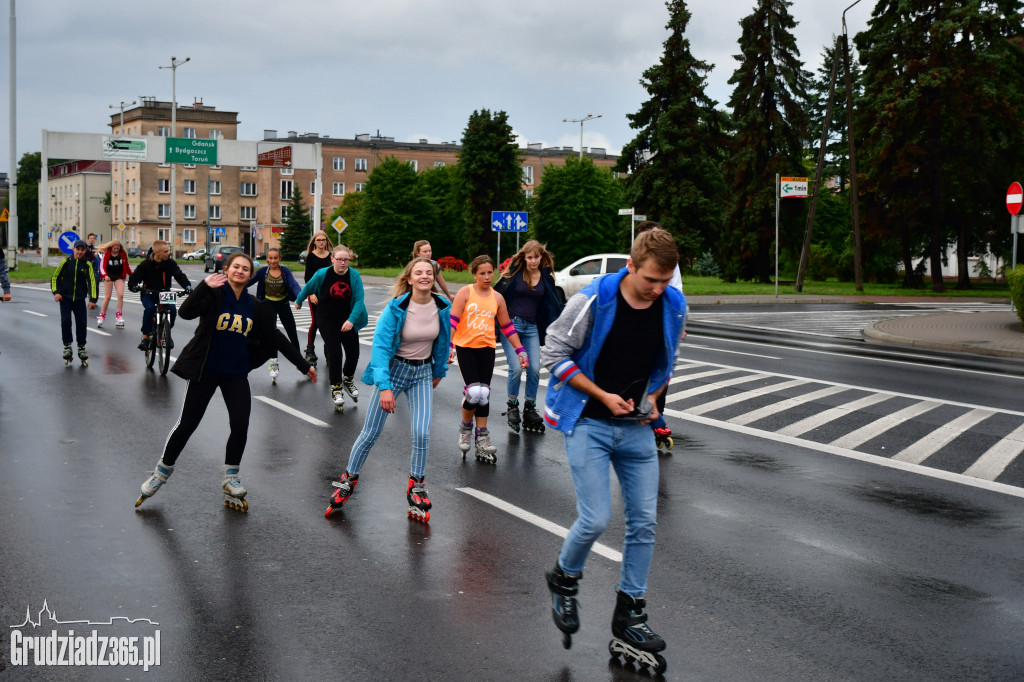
xmin=491 ymin=211 xmax=528 ymax=232
xmin=58 ymin=231 xmax=82 ymax=254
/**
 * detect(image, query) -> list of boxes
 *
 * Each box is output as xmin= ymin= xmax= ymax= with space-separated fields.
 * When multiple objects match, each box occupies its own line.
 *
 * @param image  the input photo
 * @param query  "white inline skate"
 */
xmin=222 ymin=465 xmax=248 ymax=512
xmin=135 ymin=459 xmax=174 ymax=508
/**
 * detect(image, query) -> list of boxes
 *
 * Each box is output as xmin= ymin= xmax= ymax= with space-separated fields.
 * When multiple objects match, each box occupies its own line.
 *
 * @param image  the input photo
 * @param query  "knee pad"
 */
xmin=477 ymin=385 xmax=490 ymax=406
xmin=464 ymin=383 xmax=483 ymax=405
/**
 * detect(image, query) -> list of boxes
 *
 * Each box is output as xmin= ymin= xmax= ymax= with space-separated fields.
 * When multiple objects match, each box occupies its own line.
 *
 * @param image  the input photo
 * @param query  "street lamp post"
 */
xmin=108 ymin=99 xmax=135 ymax=240
xmin=562 ymin=113 xmax=602 ymax=159
xmin=159 ymin=56 xmax=189 ymax=256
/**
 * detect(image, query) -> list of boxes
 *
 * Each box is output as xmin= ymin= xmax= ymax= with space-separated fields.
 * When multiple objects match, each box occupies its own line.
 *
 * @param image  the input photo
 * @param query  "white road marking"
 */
xmin=682 ymin=343 xmax=782 ymax=359
xmin=729 ymin=385 xmax=850 ymax=426
xmin=893 ymin=408 xmax=996 ymax=464
xmin=964 ymin=423 xmax=1024 ymax=481
xmin=683 ymin=378 xmax=809 ymax=416
xmin=665 ymin=408 xmax=1024 ymax=500
xmin=776 ymin=392 xmax=893 ymax=438
xmin=829 ymin=401 xmax=942 ymax=450
xmin=665 ymin=372 xmax=773 ymax=404
xmin=23 ymin=310 xmax=46 ymax=317
xmin=92 ymin=329 xmax=112 ymax=337
xmin=254 ymin=395 xmax=329 ymax=427
xmin=457 ymin=487 xmax=623 ymax=563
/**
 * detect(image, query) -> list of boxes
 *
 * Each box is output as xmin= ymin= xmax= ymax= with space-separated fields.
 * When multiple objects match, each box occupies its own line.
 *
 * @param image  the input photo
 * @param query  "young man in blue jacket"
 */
xmin=541 ymin=227 xmax=685 ymax=672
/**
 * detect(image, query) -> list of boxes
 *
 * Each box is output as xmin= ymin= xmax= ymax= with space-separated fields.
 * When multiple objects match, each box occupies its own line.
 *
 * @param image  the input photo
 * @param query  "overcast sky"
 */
xmin=0 ymin=0 xmax=871 ymax=173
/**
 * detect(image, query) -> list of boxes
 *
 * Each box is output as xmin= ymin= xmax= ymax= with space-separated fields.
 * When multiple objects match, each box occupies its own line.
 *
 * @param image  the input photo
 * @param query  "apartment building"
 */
xmin=45 ymin=160 xmax=112 ymax=243
xmin=109 ymin=101 xmax=618 ymax=257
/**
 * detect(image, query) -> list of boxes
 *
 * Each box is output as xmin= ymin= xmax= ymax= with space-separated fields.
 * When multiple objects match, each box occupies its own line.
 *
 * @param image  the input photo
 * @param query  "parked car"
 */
xmin=298 ymin=250 xmax=307 ymax=265
xmin=125 ymin=247 xmax=146 ymax=259
xmin=204 ymin=245 xmax=245 ymax=272
xmin=183 ymin=248 xmax=206 ymax=261
xmin=553 ymin=253 xmax=630 ymax=302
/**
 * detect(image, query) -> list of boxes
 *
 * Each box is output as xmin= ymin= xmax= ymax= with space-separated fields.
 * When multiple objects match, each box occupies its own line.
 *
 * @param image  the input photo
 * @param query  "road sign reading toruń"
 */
xmin=166 ymin=137 xmax=218 ymax=165
xmin=780 ymin=177 xmax=809 ymax=198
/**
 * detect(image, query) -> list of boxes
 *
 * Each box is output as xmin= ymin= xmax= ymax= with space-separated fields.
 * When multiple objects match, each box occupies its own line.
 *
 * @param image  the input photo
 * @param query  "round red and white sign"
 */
xmin=1007 ymin=182 xmax=1023 ymax=216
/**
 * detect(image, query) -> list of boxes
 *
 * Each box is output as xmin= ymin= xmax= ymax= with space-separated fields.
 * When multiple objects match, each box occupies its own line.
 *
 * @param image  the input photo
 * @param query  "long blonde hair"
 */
xmin=392 ymin=257 xmax=435 ymax=298
xmin=305 ymin=230 xmax=334 ymax=254
xmin=100 ymin=239 xmax=126 ymax=254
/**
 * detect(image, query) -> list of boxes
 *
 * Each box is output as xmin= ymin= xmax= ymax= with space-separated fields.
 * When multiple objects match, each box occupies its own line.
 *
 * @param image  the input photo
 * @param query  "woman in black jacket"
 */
xmin=493 ymin=240 xmax=563 ymax=433
xmin=135 ymin=252 xmax=317 ymax=512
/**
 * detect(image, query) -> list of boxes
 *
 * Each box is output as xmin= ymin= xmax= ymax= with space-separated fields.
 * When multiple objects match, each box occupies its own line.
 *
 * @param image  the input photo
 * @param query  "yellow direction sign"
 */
xmin=331 ymin=216 xmax=348 ymax=234
xmin=0 ymin=208 xmax=8 ymax=222
xmin=117 ymin=223 xmax=126 ymax=231
xmin=780 ymin=177 xmax=809 ymax=198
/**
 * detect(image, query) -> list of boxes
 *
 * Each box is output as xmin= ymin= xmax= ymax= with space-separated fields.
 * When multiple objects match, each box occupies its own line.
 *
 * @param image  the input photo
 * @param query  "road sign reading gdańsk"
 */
xmin=166 ymin=138 xmax=218 ymax=165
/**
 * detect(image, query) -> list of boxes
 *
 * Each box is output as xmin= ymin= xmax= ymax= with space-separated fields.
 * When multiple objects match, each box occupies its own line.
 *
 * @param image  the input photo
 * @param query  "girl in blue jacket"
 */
xmin=324 ymin=257 xmax=451 ymax=523
xmin=247 ymin=247 xmax=302 ymax=381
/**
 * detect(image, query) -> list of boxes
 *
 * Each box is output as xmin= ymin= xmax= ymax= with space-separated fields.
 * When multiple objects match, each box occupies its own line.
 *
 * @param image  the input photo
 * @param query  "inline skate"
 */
xmin=77 ymin=346 xmax=88 ymax=367
xmin=406 ymin=476 xmax=431 ymax=523
xmin=96 ymin=312 xmax=105 ymax=328
xmin=608 ymin=590 xmax=667 ymax=674
xmin=222 ymin=465 xmax=248 ymax=513
xmin=654 ymin=426 xmax=674 ymax=455
xmin=324 ymin=472 xmax=358 ymax=518
xmin=546 ymin=565 xmax=581 ymax=649
xmin=342 ymin=375 xmax=359 ymax=402
xmin=458 ymin=421 xmax=473 ymax=457
xmin=62 ymin=344 xmax=73 ymax=365
xmin=331 ymin=384 xmax=345 ymax=413
xmin=268 ymin=359 xmax=280 ymax=384
xmin=115 ymin=311 xmax=125 ymax=328
xmin=474 ymin=427 xmax=497 ymax=464
xmin=522 ymin=400 xmax=545 ymax=433
xmin=135 ymin=459 xmax=174 ymax=508
xmin=503 ymin=398 xmax=521 ymax=433
xmin=304 ymin=344 xmax=318 ymax=368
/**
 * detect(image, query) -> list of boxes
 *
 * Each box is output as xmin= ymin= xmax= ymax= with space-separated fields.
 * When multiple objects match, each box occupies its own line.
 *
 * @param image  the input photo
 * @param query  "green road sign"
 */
xmin=166 ymin=138 xmax=218 ymax=165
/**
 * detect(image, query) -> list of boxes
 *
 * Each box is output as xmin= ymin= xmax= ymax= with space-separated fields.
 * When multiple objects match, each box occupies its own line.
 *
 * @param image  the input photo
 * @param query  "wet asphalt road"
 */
xmin=1 ymin=275 xmax=1023 ymax=681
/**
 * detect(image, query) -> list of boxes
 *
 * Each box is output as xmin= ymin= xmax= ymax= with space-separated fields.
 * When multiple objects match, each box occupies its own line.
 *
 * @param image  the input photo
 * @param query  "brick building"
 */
xmin=109 ymin=101 xmax=618 ymax=257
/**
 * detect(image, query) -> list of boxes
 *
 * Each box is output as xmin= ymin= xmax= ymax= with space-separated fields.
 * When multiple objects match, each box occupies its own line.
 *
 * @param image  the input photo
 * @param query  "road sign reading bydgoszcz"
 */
xmin=102 ymin=136 xmax=148 ymax=160
xmin=780 ymin=177 xmax=809 ymax=198
xmin=332 ymin=216 xmax=348 ymax=234
xmin=166 ymin=138 xmax=218 ymax=165
xmin=1007 ymin=182 xmax=1022 ymax=216
xmin=491 ymin=211 xmax=528 ymax=232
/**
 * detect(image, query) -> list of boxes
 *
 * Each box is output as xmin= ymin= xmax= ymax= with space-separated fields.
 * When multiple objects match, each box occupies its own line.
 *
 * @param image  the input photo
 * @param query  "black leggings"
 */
xmin=162 ymin=374 xmax=251 ymax=467
xmin=319 ymin=319 xmax=360 ymax=384
xmin=457 ymin=345 xmax=495 ymax=418
xmin=265 ymin=298 xmax=300 ymax=356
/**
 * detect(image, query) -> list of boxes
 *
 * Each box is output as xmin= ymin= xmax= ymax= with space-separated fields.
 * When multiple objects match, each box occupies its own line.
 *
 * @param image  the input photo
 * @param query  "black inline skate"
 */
xmin=503 ymin=398 xmax=521 ymax=433
xmin=546 ymin=565 xmax=581 ymax=649
xmin=324 ymin=472 xmax=358 ymax=518
xmin=654 ymin=426 xmax=673 ymax=454
xmin=304 ymin=344 xmax=318 ymax=368
xmin=62 ymin=344 xmax=73 ymax=365
xmin=406 ymin=476 xmax=431 ymax=523
xmin=522 ymin=400 xmax=545 ymax=433
xmin=608 ymin=590 xmax=667 ymax=674
xmin=77 ymin=345 xmax=88 ymax=367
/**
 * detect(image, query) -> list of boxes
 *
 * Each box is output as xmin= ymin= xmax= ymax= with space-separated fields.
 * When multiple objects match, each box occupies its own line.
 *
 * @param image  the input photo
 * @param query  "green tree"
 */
xmin=279 ymin=186 xmax=311 ymax=260
xmin=5 ymin=152 xmax=42 ymax=246
xmin=855 ymin=0 xmax=1024 ymax=291
xmin=419 ymin=163 xmax=462 ymax=257
xmin=721 ymin=0 xmax=811 ymax=282
xmin=350 ymin=157 xmax=429 ymax=267
xmin=615 ymin=0 xmax=730 ymax=262
xmin=456 ymin=109 xmax=524 ymax=258
xmin=806 ymin=40 xmax=862 ymax=187
xmin=533 ymin=156 xmax=624 ymax=265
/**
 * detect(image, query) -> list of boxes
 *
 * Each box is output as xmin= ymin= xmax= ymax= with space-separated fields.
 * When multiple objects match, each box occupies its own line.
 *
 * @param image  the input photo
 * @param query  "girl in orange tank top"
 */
xmin=448 ymin=255 xmax=529 ymax=464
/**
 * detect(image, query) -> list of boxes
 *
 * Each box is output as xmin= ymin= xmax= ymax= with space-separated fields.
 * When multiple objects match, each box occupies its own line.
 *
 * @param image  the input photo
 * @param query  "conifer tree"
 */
xmin=616 ymin=0 xmax=730 ymax=262
xmin=855 ymin=0 xmax=1024 ymax=290
xmin=279 ymin=186 xmax=311 ymax=260
xmin=721 ymin=0 xmax=811 ymax=282
xmin=457 ymin=109 xmax=524 ymax=258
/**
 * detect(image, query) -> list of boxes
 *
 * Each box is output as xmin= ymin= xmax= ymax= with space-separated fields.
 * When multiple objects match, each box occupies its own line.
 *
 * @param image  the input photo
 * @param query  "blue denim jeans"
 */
xmin=558 ymin=418 xmax=659 ymax=598
xmin=499 ymin=316 xmax=541 ymax=401
xmin=140 ymin=292 xmax=177 ymax=336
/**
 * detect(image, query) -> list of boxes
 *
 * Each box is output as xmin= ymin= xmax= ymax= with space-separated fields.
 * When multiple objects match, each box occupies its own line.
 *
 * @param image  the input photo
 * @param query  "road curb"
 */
xmin=864 ymin=322 xmax=1024 ymax=360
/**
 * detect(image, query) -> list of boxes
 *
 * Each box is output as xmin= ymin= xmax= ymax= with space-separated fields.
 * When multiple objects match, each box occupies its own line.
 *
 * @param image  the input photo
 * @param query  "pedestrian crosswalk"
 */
xmin=301 ymin=305 xmax=1024 ymax=490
